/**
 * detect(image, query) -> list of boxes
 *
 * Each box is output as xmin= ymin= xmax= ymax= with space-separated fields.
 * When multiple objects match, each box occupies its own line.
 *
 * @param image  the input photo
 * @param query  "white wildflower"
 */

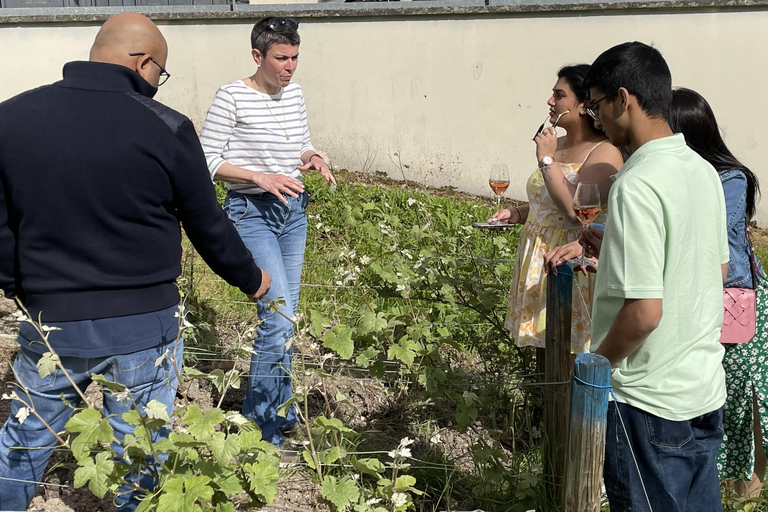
xmin=391 ymin=492 xmax=408 ymax=507
xmin=40 ymin=325 xmax=62 ymax=332
xmin=395 ymin=284 xmax=407 ymax=293
xmin=2 ymin=391 xmax=18 ymax=400
xmin=366 ymin=497 xmax=382 ymax=505
xmin=388 ymin=437 xmax=414 ymax=459
xmin=114 ymin=391 xmax=132 ymax=404
xmin=360 ymin=255 xmax=371 ymax=265
xmin=316 ymin=222 xmax=323 ymax=230
xmin=15 ymin=407 xmax=30 ymax=425
xmin=407 ymin=198 xmax=417 ymax=206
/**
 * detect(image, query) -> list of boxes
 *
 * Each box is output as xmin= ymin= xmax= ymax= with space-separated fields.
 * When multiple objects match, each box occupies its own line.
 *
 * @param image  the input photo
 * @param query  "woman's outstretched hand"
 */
xmin=487 ymin=208 xmax=512 ymax=224
xmin=298 ymin=156 xmax=337 ymax=185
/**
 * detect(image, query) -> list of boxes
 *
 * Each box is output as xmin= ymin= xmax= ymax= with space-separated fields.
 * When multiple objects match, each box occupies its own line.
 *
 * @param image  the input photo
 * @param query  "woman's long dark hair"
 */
xmin=558 ymin=65 xmax=604 ymax=136
xmin=669 ymin=88 xmax=760 ymax=220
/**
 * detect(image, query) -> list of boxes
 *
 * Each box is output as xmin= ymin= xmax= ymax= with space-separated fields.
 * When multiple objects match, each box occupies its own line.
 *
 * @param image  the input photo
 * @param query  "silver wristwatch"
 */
xmin=538 ymin=156 xmax=553 ymax=170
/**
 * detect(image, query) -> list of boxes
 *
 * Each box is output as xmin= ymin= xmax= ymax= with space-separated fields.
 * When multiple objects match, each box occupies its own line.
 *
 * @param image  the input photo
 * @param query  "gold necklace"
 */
xmin=250 ymin=78 xmax=290 ymax=141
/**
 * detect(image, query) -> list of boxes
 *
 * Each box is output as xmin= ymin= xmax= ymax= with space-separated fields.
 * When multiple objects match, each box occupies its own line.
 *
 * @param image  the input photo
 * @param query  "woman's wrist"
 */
xmin=513 ymin=206 xmax=523 ymax=224
xmin=308 ymin=153 xmax=324 ymax=164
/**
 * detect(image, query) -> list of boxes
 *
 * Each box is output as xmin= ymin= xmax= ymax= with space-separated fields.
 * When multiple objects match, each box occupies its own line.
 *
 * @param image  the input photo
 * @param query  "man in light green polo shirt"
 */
xmin=584 ymin=42 xmax=728 ymax=512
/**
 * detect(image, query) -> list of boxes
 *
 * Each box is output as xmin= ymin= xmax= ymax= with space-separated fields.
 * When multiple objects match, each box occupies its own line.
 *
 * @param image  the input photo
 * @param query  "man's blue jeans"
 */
xmin=0 ymin=339 xmax=183 ymax=511
xmin=604 ymin=401 xmax=724 ymax=512
xmin=224 ymin=191 xmax=306 ymax=446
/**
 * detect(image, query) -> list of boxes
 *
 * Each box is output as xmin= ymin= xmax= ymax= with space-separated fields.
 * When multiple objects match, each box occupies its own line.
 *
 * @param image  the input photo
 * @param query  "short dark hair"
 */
xmin=558 ymin=64 xmax=602 ymax=135
xmin=584 ymin=42 xmax=672 ymax=119
xmin=250 ymin=17 xmax=300 ymax=55
xmin=669 ymin=88 xmax=761 ymax=221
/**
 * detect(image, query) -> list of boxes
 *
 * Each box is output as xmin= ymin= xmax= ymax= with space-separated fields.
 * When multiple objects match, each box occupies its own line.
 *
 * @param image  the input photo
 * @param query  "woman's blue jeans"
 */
xmin=604 ymin=401 xmax=724 ymax=512
xmin=224 ymin=191 xmax=307 ymax=446
xmin=0 ymin=340 xmax=183 ymax=511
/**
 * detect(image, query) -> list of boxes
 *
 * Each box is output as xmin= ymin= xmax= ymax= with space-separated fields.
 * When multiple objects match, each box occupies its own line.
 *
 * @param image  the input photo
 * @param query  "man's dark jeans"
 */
xmin=604 ymin=401 xmax=723 ymax=512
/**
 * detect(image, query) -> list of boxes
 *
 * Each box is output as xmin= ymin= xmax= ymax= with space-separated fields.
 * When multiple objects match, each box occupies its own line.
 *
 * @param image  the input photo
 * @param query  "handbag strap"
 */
xmin=745 ymin=225 xmax=764 ymax=285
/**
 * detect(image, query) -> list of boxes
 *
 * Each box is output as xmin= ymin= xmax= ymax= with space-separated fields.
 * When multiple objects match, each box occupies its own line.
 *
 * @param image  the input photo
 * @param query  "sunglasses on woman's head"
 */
xmin=267 ymin=18 xmax=299 ymax=32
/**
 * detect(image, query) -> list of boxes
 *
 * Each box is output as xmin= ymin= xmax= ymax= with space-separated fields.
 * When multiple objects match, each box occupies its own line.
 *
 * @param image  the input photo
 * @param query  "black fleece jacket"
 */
xmin=0 ymin=61 xmax=262 ymax=322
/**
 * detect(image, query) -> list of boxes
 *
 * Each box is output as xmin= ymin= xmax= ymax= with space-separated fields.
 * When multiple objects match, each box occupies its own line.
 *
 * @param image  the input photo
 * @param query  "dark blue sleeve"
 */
xmin=169 ymin=119 xmax=263 ymax=295
xmin=0 ymin=173 xmax=15 ymax=299
xmin=0 ymin=97 xmax=16 ymax=299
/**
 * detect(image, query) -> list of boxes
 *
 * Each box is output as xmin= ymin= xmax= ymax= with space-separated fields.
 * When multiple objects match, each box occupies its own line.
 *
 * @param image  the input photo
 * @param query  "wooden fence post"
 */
xmin=564 ymin=352 xmax=611 ymax=512
xmin=544 ymin=262 xmax=573 ymax=510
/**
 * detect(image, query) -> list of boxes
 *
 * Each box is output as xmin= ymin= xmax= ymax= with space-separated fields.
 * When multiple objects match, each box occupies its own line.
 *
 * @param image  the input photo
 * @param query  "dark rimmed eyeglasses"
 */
xmin=267 ymin=17 xmax=299 ymax=33
xmin=128 ymin=52 xmax=171 ymax=86
xmin=586 ymin=92 xmax=618 ymax=121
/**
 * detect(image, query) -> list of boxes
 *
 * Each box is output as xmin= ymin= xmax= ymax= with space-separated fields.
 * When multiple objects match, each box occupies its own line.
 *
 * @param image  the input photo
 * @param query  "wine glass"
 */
xmin=570 ymin=183 xmax=601 ymax=266
xmin=489 ymin=164 xmax=510 ymax=222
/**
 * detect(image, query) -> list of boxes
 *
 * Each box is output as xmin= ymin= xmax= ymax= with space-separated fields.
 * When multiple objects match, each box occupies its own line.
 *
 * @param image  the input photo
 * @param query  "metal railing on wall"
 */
xmin=0 ymin=0 xmax=416 ymax=8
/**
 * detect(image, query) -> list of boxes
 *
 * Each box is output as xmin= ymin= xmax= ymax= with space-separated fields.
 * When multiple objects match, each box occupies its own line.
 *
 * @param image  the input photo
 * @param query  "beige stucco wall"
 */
xmin=0 ymin=9 xmax=764 ymax=223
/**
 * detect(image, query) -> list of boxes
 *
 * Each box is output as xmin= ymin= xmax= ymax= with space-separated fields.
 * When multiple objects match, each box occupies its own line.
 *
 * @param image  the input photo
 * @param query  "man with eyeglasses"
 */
xmin=585 ymin=42 xmax=728 ymax=511
xmin=0 ymin=12 xmax=269 ymax=511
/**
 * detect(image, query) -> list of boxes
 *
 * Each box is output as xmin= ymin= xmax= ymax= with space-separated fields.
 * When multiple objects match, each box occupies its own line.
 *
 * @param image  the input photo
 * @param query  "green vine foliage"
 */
xmin=9 ymin=308 xmax=281 ymax=512
xmin=288 ymin=173 xmax=546 ymax=511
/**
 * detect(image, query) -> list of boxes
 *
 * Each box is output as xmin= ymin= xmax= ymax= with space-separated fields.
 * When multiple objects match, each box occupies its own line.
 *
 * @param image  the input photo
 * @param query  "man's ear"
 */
xmin=134 ymin=54 xmax=152 ymax=82
xmin=252 ymin=48 xmax=263 ymax=66
xmin=617 ymin=87 xmax=631 ymax=111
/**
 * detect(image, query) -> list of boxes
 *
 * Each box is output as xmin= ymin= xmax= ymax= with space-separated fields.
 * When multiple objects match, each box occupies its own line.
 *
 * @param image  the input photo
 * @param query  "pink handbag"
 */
xmin=721 ymin=287 xmax=756 ymax=343
xmin=720 ymin=226 xmax=760 ymax=344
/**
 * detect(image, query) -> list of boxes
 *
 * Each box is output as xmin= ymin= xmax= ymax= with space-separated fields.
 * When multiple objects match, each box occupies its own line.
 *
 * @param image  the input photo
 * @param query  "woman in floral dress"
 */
xmin=669 ymin=88 xmax=764 ymax=497
xmin=489 ymin=65 xmax=622 ymax=352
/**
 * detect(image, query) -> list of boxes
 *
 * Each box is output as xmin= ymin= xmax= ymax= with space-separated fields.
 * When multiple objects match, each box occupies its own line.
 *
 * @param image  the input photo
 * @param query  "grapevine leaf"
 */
xmin=143 ymin=399 xmax=171 ymax=425
xmin=214 ymin=471 xmax=244 ymax=496
xmin=322 ymin=326 xmax=354 ymax=359
xmin=66 ymin=409 xmax=113 ymax=461
xmin=36 ymin=352 xmax=58 ymax=379
xmin=314 ymin=416 xmax=355 ymax=435
xmin=321 ymin=475 xmax=360 ymax=510
xmin=122 ymin=409 xmax=143 ymax=427
xmin=183 ymin=405 xmax=224 ymax=441
xmin=350 ymin=456 xmax=385 ymax=477
xmin=210 ymin=431 xmax=240 ymax=467
xmin=309 ymin=311 xmax=332 ymax=338
xmin=324 ymin=446 xmax=342 ymax=465
xmin=302 ymin=449 xmax=316 ymax=469
xmin=73 ymin=451 xmax=114 ymax=498
xmin=394 ymin=475 xmax=418 ymax=491
xmin=357 ymin=311 xmax=388 ymax=335
xmin=207 ymin=369 xmax=227 ymax=394
xmin=244 ymin=460 xmax=279 ymax=503
xmin=91 ymin=373 xmax=127 ymax=393
xmin=183 ymin=367 xmax=208 ymax=379
xmin=387 ymin=338 xmax=419 ymax=368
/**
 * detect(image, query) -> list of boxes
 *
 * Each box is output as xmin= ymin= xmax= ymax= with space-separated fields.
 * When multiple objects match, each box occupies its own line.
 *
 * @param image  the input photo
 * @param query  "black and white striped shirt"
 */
xmin=200 ymin=80 xmax=314 ymax=195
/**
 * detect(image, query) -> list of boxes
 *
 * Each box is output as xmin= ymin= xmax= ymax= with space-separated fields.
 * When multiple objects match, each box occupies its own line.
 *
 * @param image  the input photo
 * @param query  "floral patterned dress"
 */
xmin=504 ymin=154 xmax=606 ymax=353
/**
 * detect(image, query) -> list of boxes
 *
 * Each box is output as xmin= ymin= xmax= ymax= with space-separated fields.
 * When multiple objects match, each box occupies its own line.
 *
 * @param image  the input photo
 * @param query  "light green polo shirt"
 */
xmin=591 ymin=134 xmax=728 ymax=421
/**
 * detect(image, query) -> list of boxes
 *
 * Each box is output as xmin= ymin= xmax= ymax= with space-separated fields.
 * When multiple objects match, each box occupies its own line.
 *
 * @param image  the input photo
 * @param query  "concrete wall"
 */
xmin=0 ymin=5 xmax=766 ymax=223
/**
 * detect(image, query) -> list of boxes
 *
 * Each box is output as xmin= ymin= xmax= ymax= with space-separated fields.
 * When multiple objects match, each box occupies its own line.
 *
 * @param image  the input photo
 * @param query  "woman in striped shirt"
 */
xmin=200 ymin=17 xmax=335 ymax=448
